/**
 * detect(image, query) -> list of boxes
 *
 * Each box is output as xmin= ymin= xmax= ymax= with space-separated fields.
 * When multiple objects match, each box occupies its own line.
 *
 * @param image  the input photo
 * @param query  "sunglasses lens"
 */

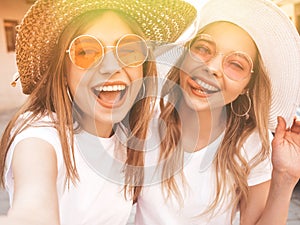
xmin=223 ymin=52 xmax=253 ymax=81
xmin=117 ymin=35 xmax=148 ymax=67
xmin=69 ymin=35 xmax=103 ymax=69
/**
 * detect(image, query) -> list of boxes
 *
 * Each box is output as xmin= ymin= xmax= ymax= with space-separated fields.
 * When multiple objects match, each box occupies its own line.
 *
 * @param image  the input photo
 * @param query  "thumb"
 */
xmin=274 ymin=116 xmax=286 ymax=140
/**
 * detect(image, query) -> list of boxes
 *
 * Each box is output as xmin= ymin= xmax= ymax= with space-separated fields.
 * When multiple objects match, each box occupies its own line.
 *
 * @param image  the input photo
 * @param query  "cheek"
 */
xmin=179 ymin=70 xmax=186 ymax=85
xmin=66 ymin=64 xmax=86 ymax=95
xmin=128 ymin=66 xmax=143 ymax=81
xmin=180 ymin=53 xmax=203 ymax=76
xmin=223 ymin=91 xmax=241 ymax=105
xmin=222 ymin=79 xmax=250 ymax=104
xmin=137 ymin=67 xmax=144 ymax=80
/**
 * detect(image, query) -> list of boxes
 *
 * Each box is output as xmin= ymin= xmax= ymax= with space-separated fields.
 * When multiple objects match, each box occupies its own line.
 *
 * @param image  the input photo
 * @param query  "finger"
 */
xmin=291 ymin=117 xmax=300 ymax=133
xmin=274 ymin=116 xmax=286 ymax=140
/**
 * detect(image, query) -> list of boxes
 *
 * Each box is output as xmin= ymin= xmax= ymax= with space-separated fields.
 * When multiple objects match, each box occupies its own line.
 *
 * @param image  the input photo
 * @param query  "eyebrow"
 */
xmin=192 ymin=34 xmax=216 ymax=46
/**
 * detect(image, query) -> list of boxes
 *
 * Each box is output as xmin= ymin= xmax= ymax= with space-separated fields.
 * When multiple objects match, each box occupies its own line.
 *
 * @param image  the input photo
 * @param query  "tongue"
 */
xmin=98 ymin=91 xmax=122 ymax=104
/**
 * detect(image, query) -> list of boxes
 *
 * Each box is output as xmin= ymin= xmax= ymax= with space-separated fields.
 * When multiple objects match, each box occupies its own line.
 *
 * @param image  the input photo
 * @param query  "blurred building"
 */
xmin=0 ymin=0 xmax=32 ymax=113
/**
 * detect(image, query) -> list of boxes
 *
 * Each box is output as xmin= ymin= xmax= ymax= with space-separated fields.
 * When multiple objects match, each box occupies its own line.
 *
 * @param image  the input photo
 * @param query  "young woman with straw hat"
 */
xmin=135 ymin=0 xmax=300 ymax=224
xmin=0 ymin=0 xmax=196 ymax=224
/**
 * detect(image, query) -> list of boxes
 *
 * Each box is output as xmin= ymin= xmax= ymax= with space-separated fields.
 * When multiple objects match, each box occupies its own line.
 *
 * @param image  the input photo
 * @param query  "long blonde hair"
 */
xmin=0 ymin=9 xmax=157 ymax=202
xmin=158 ymin=29 xmax=271 ymax=217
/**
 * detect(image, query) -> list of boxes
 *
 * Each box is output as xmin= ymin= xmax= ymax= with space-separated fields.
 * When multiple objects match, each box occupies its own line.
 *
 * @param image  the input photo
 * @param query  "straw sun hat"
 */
xmin=15 ymin=0 xmax=197 ymax=95
xmin=197 ymin=0 xmax=300 ymax=131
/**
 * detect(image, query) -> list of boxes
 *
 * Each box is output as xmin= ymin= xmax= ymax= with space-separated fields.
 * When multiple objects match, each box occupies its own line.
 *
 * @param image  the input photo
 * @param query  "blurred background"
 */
xmin=0 ymin=0 xmax=299 ymax=223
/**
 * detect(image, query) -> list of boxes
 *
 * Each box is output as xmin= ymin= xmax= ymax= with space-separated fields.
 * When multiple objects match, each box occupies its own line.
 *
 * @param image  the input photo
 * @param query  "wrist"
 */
xmin=271 ymin=170 xmax=299 ymax=189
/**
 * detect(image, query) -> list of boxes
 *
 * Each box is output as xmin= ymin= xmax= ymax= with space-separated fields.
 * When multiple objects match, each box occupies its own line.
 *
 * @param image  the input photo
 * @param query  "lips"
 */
xmin=92 ymin=82 xmax=128 ymax=108
xmin=187 ymin=77 xmax=220 ymax=97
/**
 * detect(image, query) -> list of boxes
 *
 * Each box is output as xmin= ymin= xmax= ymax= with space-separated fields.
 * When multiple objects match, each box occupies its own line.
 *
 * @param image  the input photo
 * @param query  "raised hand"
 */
xmin=272 ymin=116 xmax=300 ymax=182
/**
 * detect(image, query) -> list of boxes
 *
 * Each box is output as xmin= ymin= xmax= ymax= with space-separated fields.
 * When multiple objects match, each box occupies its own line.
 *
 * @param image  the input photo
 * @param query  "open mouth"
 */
xmin=92 ymin=83 xmax=128 ymax=108
xmin=188 ymin=77 xmax=220 ymax=96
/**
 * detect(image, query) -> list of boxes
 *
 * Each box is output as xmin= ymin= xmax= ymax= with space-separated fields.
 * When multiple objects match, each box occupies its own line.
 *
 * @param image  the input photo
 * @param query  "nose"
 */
xmin=98 ymin=49 xmax=122 ymax=75
xmin=206 ymin=53 xmax=223 ymax=78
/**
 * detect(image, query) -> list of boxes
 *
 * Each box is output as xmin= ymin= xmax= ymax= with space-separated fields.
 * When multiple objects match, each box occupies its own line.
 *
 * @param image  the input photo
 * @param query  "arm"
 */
xmin=239 ymin=181 xmax=270 ymax=225
xmin=240 ymin=116 xmax=300 ymax=225
xmin=0 ymin=138 xmax=60 ymax=225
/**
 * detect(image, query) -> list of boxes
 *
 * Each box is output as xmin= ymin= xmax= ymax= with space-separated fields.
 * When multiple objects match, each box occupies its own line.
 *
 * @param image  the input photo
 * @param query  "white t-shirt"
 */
xmin=4 ymin=114 xmax=132 ymax=225
xmin=135 ymin=118 xmax=273 ymax=225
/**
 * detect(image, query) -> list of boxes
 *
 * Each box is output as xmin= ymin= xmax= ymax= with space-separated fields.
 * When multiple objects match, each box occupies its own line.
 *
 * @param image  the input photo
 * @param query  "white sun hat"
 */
xmin=197 ymin=0 xmax=300 ymax=132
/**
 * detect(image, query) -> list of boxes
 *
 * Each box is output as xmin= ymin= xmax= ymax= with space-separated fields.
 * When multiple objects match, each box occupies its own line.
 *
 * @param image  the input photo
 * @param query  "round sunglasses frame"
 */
xmin=66 ymin=33 xmax=149 ymax=70
xmin=188 ymin=34 xmax=254 ymax=81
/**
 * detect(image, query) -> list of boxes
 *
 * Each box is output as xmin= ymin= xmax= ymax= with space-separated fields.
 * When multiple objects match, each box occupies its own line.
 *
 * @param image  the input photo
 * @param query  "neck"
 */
xmin=78 ymin=114 xmax=114 ymax=138
xmin=178 ymin=100 xmax=226 ymax=152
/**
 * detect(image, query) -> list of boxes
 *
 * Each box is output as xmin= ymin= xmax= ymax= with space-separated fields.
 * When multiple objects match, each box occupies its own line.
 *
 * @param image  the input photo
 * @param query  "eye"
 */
xmin=228 ymin=60 xmax=244 ymax=70
xmin=118 ymin=48 xmax=135 ymax=54
xmin=224 ymin=52 xmax=253 ymax=72
xmin=77 ymin=49 xmax=87 ymax=56
xmin=76 ymin=47 xmax=101 ymax=57
xmin=194 ymin=44 xmax=211 ymax=55
xmin=190 ymin=38 xmax=215 ymax=62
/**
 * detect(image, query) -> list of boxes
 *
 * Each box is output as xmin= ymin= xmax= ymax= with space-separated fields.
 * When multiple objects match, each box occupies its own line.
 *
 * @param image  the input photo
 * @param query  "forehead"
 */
xmin=200 ymin=22 xmax=257 ymax=59
xmin=83 ymin=11 xmax=134 ymax=44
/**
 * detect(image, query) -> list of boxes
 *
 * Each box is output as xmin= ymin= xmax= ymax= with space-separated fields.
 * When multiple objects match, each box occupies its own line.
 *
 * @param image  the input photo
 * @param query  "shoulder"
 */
xmin=12 ymin=137 xmax=58 ymax=173
xmin=10 ymin=113 xmax=63 ymax=161
xmin=242 ymin=129 xmax=273 ymax=186
xmin=13 ymin=112 xmax=61 ymax=148
xmin=243 ymin=129 xmax=272 ymax=146
xmin=5 ymin=112 xmax=64 ymax=188
xmin=242 ymin=129 xmax=273 ymax=157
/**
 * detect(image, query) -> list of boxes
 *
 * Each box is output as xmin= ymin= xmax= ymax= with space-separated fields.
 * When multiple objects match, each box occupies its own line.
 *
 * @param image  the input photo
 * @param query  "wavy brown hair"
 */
xmin=158 ymin=25 xmax=271 ymax=219
xmin=0 ymin=9 xmax=157 ymax=202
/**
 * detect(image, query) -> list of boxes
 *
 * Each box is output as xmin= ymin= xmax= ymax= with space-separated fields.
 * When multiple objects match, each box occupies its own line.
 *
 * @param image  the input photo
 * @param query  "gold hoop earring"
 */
xmin=66 ymin=86 xmax=73 ymax=102
xmin=230 ymin=90 xmax=251 ymax=120
xmin=139 ymin=82 xmax=146 ymax=98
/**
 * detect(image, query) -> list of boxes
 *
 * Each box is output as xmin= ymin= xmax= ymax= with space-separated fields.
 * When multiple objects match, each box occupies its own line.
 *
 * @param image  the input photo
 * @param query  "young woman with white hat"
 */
xmin=135 ymin=0 xmax=300 ymax=224
xmin=0 ymin=0 xmax=196 ymax=224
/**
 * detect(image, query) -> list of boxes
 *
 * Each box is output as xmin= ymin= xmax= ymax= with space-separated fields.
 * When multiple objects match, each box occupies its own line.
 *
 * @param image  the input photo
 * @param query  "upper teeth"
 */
xmin=195 ymin=79 xmax=218 ymax=92
xmin=95 ymin=85 xmax=126 ymax=92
